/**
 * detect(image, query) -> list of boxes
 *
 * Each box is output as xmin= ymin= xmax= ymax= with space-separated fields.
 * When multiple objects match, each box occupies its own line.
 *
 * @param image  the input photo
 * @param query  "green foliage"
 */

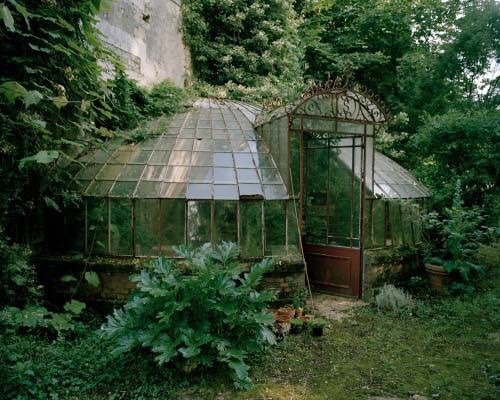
xmin=0 ymin=0 xmax=116 ymax=235
xmin=0 ymin=236 xmax=41 ymax=306
xmin=0 ymin=303 xmax=82 ymax=336
xmin=411 ymin=108 xmax=500 ymax=219
xmin=375 ymin=284 xmax=415 ymax=315
xmin=423 ymin=181 xmax=497 ymax=292
xmin=182 ymin=0 xmax=302 ymax=87
xmin=292 ymin=288 xmax=308 ymax=309
xmin=101 ymin=243 xmax=276 ymax=389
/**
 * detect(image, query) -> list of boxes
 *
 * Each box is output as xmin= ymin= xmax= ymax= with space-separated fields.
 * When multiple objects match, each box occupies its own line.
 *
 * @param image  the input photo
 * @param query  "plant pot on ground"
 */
xmin=290 ymin=318 xmax=304 ymax=334
xmin=422 ymin=180 xmax=488 ymax=295
xmin=424 ymin=261 xmax=451 ymax=294
xmin=310 ymin=318 xmax=327 ymax=337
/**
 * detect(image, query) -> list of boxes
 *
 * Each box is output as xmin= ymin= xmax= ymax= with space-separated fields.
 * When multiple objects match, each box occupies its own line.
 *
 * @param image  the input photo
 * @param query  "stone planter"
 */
xmin=425 ymin=263 xmax=451 ymax=294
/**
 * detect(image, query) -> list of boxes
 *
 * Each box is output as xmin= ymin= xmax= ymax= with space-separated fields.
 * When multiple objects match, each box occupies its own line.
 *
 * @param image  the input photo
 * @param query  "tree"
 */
xmin=182 ymin=0 xmax=302 ymax=86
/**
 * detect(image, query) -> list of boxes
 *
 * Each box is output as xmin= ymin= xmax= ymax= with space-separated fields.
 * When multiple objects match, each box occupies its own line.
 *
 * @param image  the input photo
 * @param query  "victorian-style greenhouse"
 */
xmin=42 ymin=88 xmax=429 ymax=299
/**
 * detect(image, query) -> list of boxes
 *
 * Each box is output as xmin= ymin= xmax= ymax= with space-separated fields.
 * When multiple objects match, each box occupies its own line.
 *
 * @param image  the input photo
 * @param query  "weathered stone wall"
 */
xmin=97 ymin=0 xmax=190 ymax=87
xmin=362 ymin=249 xmax=422 ymax=300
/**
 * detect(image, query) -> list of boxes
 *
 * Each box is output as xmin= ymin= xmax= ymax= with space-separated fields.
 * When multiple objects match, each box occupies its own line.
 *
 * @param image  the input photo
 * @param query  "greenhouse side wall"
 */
xmin=36 ymin=197 xmax=305 ymax=307
xmin=362 ymin=198 xmax=425 ymax=299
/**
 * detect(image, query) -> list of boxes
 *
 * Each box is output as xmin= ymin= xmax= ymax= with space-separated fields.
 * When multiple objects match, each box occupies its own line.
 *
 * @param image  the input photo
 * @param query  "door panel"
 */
xmin=304 ymin=243 xmax=361 ymax=297
xmin=302 ymin=132 xmax=364 ymax=298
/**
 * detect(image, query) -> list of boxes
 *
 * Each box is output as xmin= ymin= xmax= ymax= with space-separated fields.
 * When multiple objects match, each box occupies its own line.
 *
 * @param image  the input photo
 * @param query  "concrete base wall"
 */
xmin=97 ymin=0 xmax=190 ymax=87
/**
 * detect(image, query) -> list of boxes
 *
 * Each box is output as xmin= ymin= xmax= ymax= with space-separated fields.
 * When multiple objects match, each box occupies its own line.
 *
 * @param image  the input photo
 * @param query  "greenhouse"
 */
xmin=43 ymin=87 xmax=429 ymax=299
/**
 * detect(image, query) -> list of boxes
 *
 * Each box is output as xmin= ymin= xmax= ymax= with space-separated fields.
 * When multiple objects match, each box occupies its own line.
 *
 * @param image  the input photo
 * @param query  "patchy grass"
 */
xmin=1 ymin=284 xmax=499 ymax=400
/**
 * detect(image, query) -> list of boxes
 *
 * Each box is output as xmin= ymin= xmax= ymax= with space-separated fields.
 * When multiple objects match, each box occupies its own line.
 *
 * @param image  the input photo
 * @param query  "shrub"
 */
xmin=101 ymin=243 xmax=276 ymax=389
xmin=0 ymin=236 xmax=41 ymax=307
xmin=375 ymin=284 xmax=415 ymax=315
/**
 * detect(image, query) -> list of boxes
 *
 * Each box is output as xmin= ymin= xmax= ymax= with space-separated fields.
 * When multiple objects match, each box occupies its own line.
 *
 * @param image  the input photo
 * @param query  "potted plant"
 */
xmin=290 ymin=318 xmax=304 ymax=334
xmin=423 ymin=181 xmax=488 ymax=294
xmin=310 ymin=318 xmax=327 ymax=337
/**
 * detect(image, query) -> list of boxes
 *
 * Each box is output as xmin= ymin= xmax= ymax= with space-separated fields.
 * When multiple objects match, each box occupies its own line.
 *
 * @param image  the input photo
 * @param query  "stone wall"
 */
xmin=35 ymin=255 xmax=305 ymax=310
xmin=97 ymin=0 xmax=190 ymax=87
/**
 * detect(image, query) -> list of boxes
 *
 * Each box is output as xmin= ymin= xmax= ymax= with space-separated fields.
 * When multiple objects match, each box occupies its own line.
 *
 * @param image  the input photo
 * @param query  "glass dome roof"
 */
xmin=72 ymin=98 xmax=288 ymax=200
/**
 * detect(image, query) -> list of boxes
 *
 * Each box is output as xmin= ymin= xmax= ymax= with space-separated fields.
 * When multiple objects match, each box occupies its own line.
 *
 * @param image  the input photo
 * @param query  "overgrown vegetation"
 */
xmin=101 ymin=243 xmax=276 ymax=389
xmin=1 ymin=278 xmax=499 ymax=399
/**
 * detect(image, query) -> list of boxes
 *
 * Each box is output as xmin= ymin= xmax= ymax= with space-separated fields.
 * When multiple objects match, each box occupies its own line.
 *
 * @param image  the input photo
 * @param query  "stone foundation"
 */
xmin=362 ymin=248 xmax=422 ymax=300
xmin=35 ymin=255 xmax=304 ymax=310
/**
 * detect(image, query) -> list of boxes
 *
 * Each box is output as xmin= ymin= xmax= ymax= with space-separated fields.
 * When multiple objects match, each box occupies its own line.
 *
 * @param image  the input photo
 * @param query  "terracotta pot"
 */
xmin=277 ymin=307 xmax=295 ymax=319
xmin=275 ymin=313 xmax=291 ymax=323
xmin=425 ymin=263 xmax=451 ymax=294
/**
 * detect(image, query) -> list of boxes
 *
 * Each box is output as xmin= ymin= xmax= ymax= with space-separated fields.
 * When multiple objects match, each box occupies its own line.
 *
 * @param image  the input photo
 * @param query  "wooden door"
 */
xmin=302 ymin=133 xmax=364 ymax=298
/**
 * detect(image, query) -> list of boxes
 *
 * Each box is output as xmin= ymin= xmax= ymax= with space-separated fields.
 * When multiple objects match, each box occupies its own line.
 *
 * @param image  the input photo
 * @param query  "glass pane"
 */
xmin=187 ymin=201 xmax=212 ymax=247
xmin=190 ymin=166 xmax=213 ymax=183
xmin=240 ymin=201 xmax=263 ymax=257
xmin=65 ymin=202 xmax=85 ymax=253
xmin=234 ymin=153 xmax=254 ymax=168
xmin=135 ymin=199 xmax=160 ymax=256
xmin=173 ymin=138 xmax=193 ymax=151
xmin=214 ymin=140 xmax=232 ymax=152
xmin=372 ymin=199 xmax=387 ymax=248
xmin=252 ymin=153 xmax=275 ymax=168
xmin=390 ymin=202 xmax=403 ymax=246
xmin=149 ymin=150 xmax=170 ymax=165
xmin=193 ymin=138 xmax=213 ymax=151
xmin=96 ymin=164 xmax=123 ymax=180
xmin=265 ymin=201 xmax=286 ymax=255
xmin=161 ymin=182 xmax=187 ymax=198
xmin=287 ymin=200 xmax=300 ymax=254
xmin=213 ymin=185 xmax=239 ymax=200
xmin=135 ymin=181 xmax=163 ymax=198
xmin=142 ymin=165 xmax=166 ymax=181
xmin=110 ymin=199 xmax=133 ymax=255
xmin=239 ymin=183 xmax=263 ymax=197
xmin=164 ymin=166 xmax=190 ymax=183
xmin=169 ymin=151 xmax=191 ymax=165
xmin=108 ymin=151 xmax=132 ymax=164
xmin=186 ymin=183 xmax=212 ymax=199
xmin=237 ymin=168 xmax=260 ymax=183
xmin=117 ymin=165 xmax=145 ymax=181
xmin=128 ymin=150 xmax=151 ymax=164
xmin=259 ymin=168 xmax=283 ymax=184
xmin=191 ymin=152 xmax=212 ymax=166
xmin=160 ymin=200 xmax=185 ymax=256
xmin=263 ymin=185 xmax=288 ymax=199
xmin=76 ymin=163 xmax=103 ymax=180
xmin=214 ymin=201 xmax=237 ymax=244
xmin=87 ymin=198 xmax=108 ymax=255
xmin=110 ymin=181 xmax=137 ymax=197
xmin=214 ymin=153 xmax=234 ymax=167
xmin=401 ymin=203 xmax=415 ymax=246
xmin=86 ymin=180 xmax=113 ymax=196
xmin=214 ymin=167 xmax=236 ymax=184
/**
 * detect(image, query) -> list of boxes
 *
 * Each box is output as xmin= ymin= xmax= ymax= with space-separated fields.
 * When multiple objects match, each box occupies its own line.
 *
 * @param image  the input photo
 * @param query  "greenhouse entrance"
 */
xmin=302 ymin=133 xmax=364 ymax=297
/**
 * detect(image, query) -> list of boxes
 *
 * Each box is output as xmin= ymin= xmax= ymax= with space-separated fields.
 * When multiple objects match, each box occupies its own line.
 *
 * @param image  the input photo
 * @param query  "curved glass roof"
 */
xmin=71 ymin=98 xmax=288 ymax=200
xmin=337 ymin=148 xmax=430 ymax=199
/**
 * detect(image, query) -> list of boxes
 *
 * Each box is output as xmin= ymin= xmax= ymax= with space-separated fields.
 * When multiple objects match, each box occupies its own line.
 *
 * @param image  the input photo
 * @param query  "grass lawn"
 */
xmin=2 ymin=283 xmax=499 ymax=400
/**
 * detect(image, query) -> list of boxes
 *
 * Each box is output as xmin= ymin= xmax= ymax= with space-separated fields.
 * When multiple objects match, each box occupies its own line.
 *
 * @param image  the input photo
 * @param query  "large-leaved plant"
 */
xmin=101 ymin=242 xmax=276 ymax=389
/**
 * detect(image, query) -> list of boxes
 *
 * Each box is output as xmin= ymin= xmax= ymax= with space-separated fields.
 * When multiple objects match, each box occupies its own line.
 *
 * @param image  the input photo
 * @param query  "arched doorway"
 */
xmin=289 ymin=86 xmax=387 ymax=297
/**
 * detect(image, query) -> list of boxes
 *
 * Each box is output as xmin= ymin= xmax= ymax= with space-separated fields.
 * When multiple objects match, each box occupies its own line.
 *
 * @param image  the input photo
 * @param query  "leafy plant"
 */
xmin=375 ymin=284 xmax=415 ymax=315
xmin=423 ymin=180 xmax=495 ymax=292
xmin=0 ymin=302 xmax=84 ymax=336
xmin=292 ymin=288 xmax=308 ymax=309
xmin=101 ymin=242 xmax=276 ymax=389
xmin=0 ymin=235 xmax=41 ymax=307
